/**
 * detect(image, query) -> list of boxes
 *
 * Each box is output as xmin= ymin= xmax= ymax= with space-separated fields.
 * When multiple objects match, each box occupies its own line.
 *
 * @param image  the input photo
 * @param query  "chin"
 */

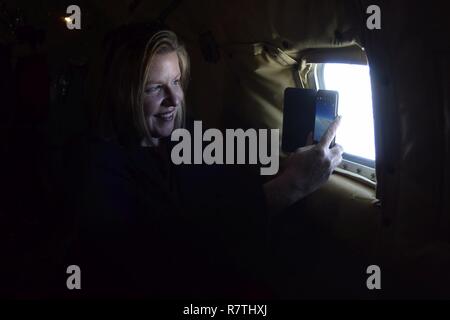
xmin=159 ymin=127 xmax=174 ymax=138
xmin=151 ymin=122 xmax=175 ymax=139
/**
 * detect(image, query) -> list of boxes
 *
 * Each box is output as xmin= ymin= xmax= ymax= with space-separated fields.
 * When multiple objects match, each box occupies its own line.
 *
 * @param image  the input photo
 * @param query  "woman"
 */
xmin=62 ymin=23 xmax=343 ymax=298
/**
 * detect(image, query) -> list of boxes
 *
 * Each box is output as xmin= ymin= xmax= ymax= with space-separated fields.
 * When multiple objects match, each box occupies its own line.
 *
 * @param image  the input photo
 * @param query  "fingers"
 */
xmin=331 ymin=153 xmax=343 ymax=168
xmin=330 ymin=143 xmax=344 ymax=157
xmin=330 ymin=143 xmax=344 ymax=167
xmin=318 ymin=116 xmax=342 ymax=149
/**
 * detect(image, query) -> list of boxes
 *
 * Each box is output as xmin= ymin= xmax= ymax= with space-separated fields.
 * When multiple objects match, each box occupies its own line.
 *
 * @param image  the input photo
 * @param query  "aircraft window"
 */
xmin=314 ymin=63 xmax=376 ymax=183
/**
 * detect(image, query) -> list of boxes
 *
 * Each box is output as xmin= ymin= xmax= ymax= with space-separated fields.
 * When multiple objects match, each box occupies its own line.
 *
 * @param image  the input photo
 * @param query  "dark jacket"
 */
xmin=57 ymin=135 xmax=270 ymax=298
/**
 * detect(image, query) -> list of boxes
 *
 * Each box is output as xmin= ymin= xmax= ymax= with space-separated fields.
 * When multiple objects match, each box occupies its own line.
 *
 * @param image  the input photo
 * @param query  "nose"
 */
xmin=162 ymin=86 xmax=180 ymax=108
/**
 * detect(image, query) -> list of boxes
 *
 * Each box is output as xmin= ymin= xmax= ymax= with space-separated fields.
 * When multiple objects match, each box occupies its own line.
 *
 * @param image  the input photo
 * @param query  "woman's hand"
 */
xmin=263 ymin=116 xmax=344 ymax=215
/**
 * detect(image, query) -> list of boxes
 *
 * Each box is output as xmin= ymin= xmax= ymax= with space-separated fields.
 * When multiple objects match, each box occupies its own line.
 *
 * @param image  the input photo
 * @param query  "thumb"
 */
xmin=295 ymin=144 xmax=315 ymax=153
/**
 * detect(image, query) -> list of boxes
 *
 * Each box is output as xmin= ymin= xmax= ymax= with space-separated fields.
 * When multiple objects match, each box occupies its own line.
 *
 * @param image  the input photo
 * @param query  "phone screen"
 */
xmin=313 ymin=90 xmax=338 ymax=143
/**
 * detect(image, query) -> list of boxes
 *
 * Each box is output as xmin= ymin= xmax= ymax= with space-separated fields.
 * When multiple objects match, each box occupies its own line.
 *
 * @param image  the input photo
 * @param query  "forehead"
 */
xmin=146 ymin=51 xmax=180 ymax=83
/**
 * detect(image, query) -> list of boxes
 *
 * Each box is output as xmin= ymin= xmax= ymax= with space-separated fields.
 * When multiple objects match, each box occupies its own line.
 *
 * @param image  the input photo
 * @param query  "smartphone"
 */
xmin=282 ymin=88 xmax=316 ymax=152
xmin=313 ymin=90 xmax=339 ymax=146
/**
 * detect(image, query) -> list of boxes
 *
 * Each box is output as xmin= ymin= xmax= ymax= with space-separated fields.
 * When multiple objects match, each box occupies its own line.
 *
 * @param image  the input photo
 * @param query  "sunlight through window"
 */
xmin=322 ymin=63 xmax=375 ymax=161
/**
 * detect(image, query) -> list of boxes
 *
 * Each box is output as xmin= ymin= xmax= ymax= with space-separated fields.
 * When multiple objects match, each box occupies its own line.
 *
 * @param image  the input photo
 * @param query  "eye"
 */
xmin=173 ymin=79 xmax=181 ymax=86
xmin=145 ymin=85 xmax=162 ymax=94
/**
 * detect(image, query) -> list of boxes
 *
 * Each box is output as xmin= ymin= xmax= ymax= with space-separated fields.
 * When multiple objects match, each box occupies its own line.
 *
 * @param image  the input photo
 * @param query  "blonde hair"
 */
xmin=92 ymin=24 xmax=190 ymax=146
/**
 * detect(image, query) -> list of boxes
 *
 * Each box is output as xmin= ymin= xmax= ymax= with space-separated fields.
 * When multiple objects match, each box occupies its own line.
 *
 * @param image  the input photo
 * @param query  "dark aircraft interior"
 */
xmin=1 ymin=0 xmax=450 ymax=300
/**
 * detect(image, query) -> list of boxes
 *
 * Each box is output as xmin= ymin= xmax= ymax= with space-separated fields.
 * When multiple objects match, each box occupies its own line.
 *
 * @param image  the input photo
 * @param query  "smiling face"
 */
xmin=143 ymin=51 xmax=184 ymax=142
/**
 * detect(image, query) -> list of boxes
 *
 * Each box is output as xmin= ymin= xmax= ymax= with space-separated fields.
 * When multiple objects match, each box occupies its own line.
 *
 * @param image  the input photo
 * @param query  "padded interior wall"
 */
xmin=164 ymin=0 xmax=363 ymax=129
xmin=360 ymin=0 xmax=450 ymax=296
